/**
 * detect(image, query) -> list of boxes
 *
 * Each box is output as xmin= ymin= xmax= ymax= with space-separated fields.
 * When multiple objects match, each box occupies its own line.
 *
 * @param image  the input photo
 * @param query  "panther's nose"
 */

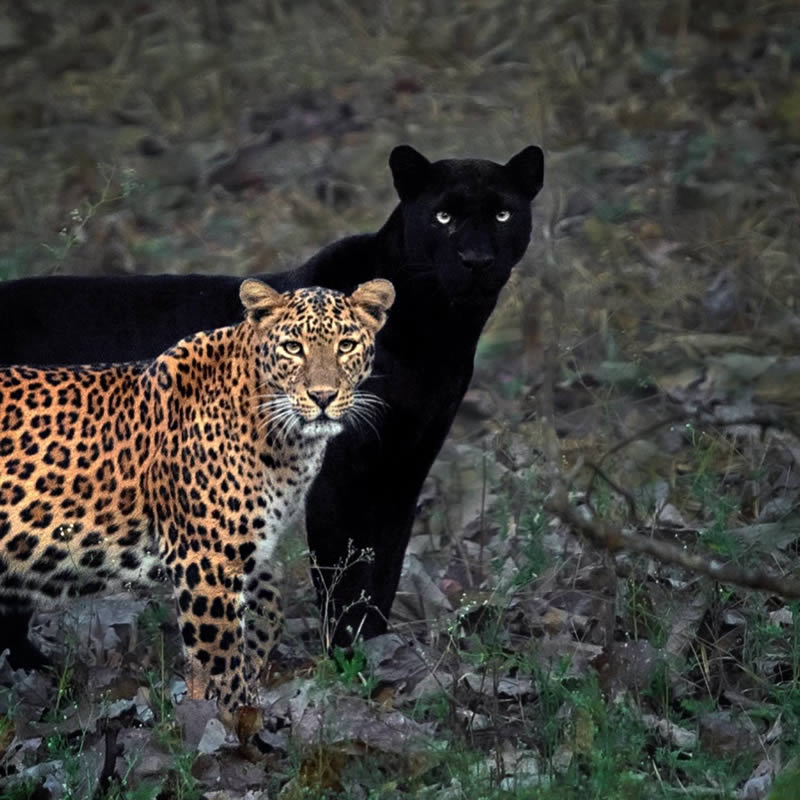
xmin=307 ymin=388 xmax=337 ymax=411
xmin=458 ymin=251 xmax=494 ymax=271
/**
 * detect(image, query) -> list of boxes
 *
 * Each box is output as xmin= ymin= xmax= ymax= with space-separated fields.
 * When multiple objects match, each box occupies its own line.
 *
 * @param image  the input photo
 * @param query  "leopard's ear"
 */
xmin=504 ymin=145 xmax=544 ymax=200
xmin=240 ymin=279 xmax=286 ymax=323
xmin=350 ymin=279 xmax=395 ymax=332
xmin=389 ymin=145 xmax=432 ymax=202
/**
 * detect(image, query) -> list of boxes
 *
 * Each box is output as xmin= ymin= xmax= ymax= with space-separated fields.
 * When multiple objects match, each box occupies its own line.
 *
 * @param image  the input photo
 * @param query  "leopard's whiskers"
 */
xmin=284 ymin=415 xmax=301 ymax=440
xmin=351 ymin=409 xmax=381 ymax=441
xmin=255 ymin=392 xmax=300 ymax=442
xmin=258 ymin=406 xmax=294 ymax=430
xmin=353 ymin=389 xmax=387 ymax=410
xmin=276 ymin=411 xmax=296 ymax=441
xmin=259 ymin=410 xmax=294 ymax=437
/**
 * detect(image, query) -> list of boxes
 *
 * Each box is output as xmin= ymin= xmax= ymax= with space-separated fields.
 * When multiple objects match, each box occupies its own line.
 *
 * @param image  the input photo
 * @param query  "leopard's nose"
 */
xmin=307 ymin=388 xmax=337 ymax=411
xmin=458 ymin=251 xmax=494 ymax=271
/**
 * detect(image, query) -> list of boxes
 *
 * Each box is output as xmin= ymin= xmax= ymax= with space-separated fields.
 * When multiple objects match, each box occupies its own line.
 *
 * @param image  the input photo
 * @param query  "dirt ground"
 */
xmin=1 ymin=1 xmax=800 ymax=798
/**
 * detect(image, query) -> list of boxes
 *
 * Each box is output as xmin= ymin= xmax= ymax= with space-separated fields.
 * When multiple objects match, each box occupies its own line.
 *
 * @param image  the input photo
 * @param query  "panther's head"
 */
xmin=389 ymin=145 xmax=544 ymax=299
xmin=240 ymin=279 xmax=395 ymax=439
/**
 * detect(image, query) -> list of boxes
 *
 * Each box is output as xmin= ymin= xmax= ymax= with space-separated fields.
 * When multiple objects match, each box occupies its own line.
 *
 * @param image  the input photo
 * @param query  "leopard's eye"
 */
xmin=338 ymin=339 xmax=357 ymax=354
xmin=495 ymin=210 xmax=511 ymax=223
xmin=282 ymin=341 xmax=303 ymax=356
xmin=435 ymin=211 xmax=451 ymax=225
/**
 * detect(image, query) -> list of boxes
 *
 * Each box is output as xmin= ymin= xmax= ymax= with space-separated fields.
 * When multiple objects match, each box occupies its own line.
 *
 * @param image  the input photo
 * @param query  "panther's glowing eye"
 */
xmin=283 ymin=341 xmax=303 ymax=356
xmin=338 ymin=339 xmax=357 ymax=354
xmin=435 ymin=211 xmax=451 ymax=225
xmin=495 ymin=210 xmax=511 ymax=223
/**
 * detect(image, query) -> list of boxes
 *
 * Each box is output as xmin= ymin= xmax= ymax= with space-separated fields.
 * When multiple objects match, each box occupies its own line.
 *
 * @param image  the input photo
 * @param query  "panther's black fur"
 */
xmin=0 ymin=145 xmax=543 ymax=661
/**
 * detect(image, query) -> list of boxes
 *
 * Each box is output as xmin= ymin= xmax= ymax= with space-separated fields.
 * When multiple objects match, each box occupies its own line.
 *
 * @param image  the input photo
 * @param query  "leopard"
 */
xmin=0 ymin=277 xmax=394 ymax=714
xmin=0 ymin=143 xmax=544 ymax=658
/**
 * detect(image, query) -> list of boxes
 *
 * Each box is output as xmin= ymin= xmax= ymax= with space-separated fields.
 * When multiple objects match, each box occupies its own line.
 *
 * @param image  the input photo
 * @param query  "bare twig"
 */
xmin=584 ymin=409 xmax=799 ymax=515
xmin=546 ymin=482 xmax=800 ymax=599
xmin=583 ymin=459 xmax=640 ymax=522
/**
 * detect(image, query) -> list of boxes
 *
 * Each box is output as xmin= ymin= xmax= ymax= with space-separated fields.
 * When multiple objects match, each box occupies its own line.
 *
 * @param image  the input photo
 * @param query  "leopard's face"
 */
xmin=241 ymin=279 xmax=395 ymax=440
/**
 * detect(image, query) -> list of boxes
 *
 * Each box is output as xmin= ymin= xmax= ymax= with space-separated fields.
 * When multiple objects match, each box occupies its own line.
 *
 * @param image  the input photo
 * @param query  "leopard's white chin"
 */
xmin=301 ymin=419 xmax=344 ymax=438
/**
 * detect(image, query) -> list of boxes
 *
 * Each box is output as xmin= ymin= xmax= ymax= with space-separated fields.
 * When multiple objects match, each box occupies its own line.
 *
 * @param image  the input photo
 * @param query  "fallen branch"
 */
xmin=545 ymin=482 xmax=800 ymax=600
xmin=584 ymin=410 xmax=798 ymax=520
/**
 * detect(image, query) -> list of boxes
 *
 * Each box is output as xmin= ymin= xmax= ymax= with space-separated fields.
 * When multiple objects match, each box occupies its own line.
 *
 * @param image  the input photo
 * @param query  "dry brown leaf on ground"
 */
xmin=597 ymin=639 xmax=663 ymax=699
xmin=699 ymin=710 xmax=764 ymax=758
xmin=290 ymin=685 xmax=434 ymax=757
xmin=391 ymin=553 xmax=453 ymax=627
xmin=665 ymin=592 xmax=711 ymax=659
xmin=361 ymin=633 xmax=441 ymax=689
xmin=30 ymin=593 xmax=150 ymax=665
xmin=738 ymin=754 xmax=780 ymax=800
xmin=272 ymin=681 xmax=437 ymax=797
xmin=640 ymin=713 xmax=698 ymax=750
xmin=461 ymin=671 xmax=535 ymax=700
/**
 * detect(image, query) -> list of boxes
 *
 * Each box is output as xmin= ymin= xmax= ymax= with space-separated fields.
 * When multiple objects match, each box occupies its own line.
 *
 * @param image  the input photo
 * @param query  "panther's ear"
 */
xmin=240 ymin=279 xmax=286 ymax=323
xmin=350 ymin=279 xmax=395 ymax=332
xmin=505 ymin=145 xmax=544 ymax=200
xmin=389 ymin=145 xmax=433 ymax=202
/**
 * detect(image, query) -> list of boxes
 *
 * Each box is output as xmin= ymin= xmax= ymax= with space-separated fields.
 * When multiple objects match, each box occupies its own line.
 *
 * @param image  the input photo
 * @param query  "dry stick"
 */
xmin=584 ymin=410 xmax=799 ymax=519
xmin=584 ymin=411 xmax=686 ymax=518
xmin=584 ymin=459 xmax=639 ymax=522
xmin=545 ymin=481 xmax=800 ymax=600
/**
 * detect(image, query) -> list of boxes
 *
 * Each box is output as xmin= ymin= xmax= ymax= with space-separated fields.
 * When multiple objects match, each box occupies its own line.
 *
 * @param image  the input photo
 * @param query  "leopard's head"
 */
xmin=240 ymin=279 xmax=395 ymax=439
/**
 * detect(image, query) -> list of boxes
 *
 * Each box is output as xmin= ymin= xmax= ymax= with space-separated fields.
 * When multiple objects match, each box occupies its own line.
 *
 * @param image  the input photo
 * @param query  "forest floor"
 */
xmin=1 ymin=1 xmax=800 ymax=798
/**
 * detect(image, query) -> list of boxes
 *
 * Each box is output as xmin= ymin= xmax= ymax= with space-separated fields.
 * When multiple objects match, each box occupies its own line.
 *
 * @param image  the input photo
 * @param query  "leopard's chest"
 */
xmin=254 ymin=438 xmax=328 ymax=563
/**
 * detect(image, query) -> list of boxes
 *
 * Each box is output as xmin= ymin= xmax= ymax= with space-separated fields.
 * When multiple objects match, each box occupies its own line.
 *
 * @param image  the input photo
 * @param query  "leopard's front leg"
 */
xmin=169 ymin=548 xmax=255 ymax=714
xmin=242 ymin=566 xmax=284 ymax=678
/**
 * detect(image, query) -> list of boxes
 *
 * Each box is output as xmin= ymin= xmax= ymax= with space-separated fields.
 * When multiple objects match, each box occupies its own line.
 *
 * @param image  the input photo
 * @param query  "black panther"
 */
xmin=0 ymin=144 xmax=544 ymax=663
